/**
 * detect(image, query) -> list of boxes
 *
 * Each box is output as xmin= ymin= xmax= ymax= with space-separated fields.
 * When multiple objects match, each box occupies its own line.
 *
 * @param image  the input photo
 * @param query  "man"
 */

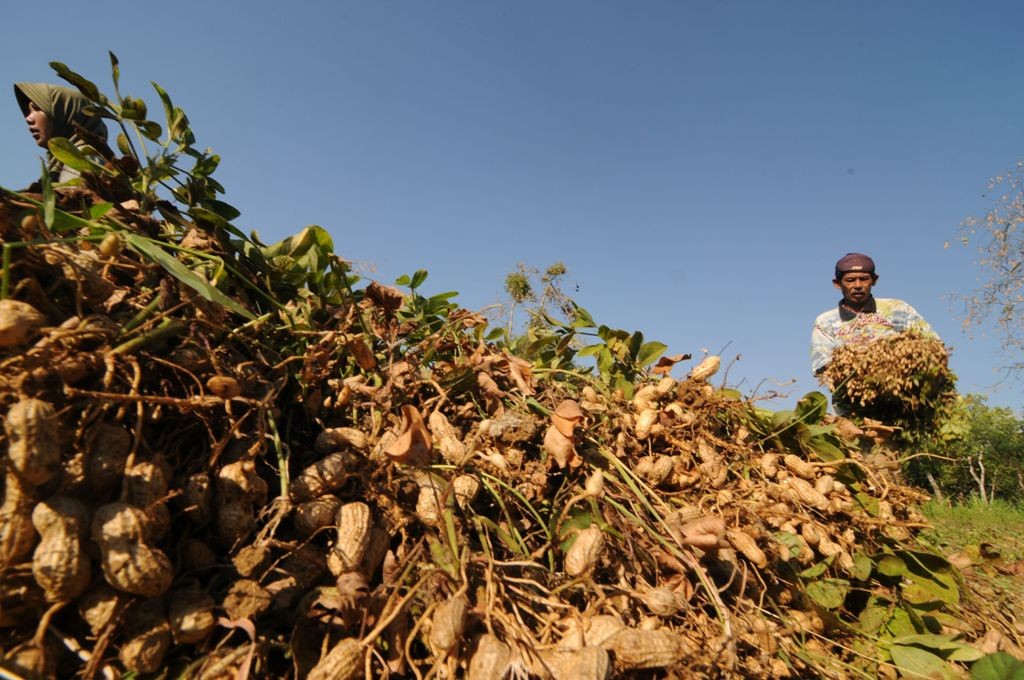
xmin=810 ymin=252 xmax=937 ymax=379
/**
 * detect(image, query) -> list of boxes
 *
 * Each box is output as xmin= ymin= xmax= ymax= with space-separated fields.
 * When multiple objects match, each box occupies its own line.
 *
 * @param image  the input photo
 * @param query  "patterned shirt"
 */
xmin=810 ymin=297 xmax=937 ymax=374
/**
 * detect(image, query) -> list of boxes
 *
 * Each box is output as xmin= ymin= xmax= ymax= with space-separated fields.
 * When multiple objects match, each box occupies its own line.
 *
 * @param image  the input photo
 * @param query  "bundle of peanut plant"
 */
xmin=819 ymin=331 xmax=959 ymax=441
xmin=0 ymin=58 xmax=1016 ymax=680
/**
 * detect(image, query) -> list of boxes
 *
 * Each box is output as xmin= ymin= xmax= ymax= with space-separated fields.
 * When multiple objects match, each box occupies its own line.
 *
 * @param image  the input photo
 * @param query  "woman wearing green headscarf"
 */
xmin=14 ymin=82 xmax=108 ymax=185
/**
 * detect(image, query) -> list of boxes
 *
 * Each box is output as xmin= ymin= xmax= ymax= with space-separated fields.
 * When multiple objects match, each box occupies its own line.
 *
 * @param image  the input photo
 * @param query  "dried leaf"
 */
xmin=551 ymin=399 xmax=583 ymax=438
xmin=477 ymin=371 xmax=505 ymax=399
xmin=384 ymin=405 xmax=433 ymax=465
xmin=365 ymin=281 xmax=405 ymax=315
xmin=346 ymin=337 xmax=377 ymax=371
xmin=651 ymin=353 xmax=691 ymax=376
xmin=502 ymin=351 xmax=535 ymax=395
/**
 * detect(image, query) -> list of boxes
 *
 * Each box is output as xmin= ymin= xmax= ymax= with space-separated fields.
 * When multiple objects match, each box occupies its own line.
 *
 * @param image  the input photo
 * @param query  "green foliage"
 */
xmin=496 ymin=262 xmax=667 ymax=396
xmin=395 ymin=269 xmax=460 ymax=344
xmin=577 ymin=324 xmax=667 ymax=398
xmin=918 ymin=502 xmax=1024 ymax=678
xmin=51 ymin=55 xmax=226 ymax=216
xmin=1 ymin=57 xmax=367 ymax=327
xmin=906 ymin=396 xmax=1024 ymax=503
xmin=500 ymin=261 xmax=573 ymax=332
xmin=971 ymin=652 xmax=1024 ymax=679
xmin=921 ymin=498 xmax=1024 ymax=561
xmin=746 ymin=391 xmax=849 ymax=464
xmin=504 ymin=271 xmax=532 ymax=303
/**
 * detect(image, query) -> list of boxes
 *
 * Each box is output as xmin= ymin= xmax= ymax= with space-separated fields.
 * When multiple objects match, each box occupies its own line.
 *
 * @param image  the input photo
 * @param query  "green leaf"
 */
xmin=771 ymin=409 xmax=796 ymax=431
xmin=151 ymin=81 xmax=175 ymax=132
xmin=137 ymin=121 xmax=163 ymax=141
xmin=394 ymin=274 xmax=411 ymax=286
xmin=854 ymin=491 xmax=881 ymax=517
xmin=540 ymin=310 xmax=570 ymax=330
xmin=262 ymin=226 xmax=333 ymax=260
xmin=636 ymin=341 xmax=668 ymax=368
xmin=627 ymin=331 xmax=643 ymax=362
xmin=89 ymin=203 xmax=114 ymax=220
xmin=426 ymin=535 xmax=460 ymax=580
xmin=800 ymin=423 xmax=835 ymax=439
xmin=120 ymin=96 xmax=148 ymax=121
xmin=18 ymin=187 xmax=92 ymax=234
xmin=794 ymin=392 xmax=828 ymax=422
xmin=857 ymin=599 xmax=891 ymax=634
xmin=877 ymin=554 xmax=908 ymax=578
xmin=804 ymin=577 xmax=849 ymax=610
xmin=48 ymin=138 xmax=112 ymax=176
xmin=109 ymin=51 xmax=120 ymax=89
xmin=577 ymin=343 xmax=604 ymax=359
xmin=903 ymin=577 xmax=959 ymax=605
xmin=774 ymin=531 xmax=804 ymax=555
xmin=193 ymin=154 xmax=221 ymax=178
xmin=410 ymin=269 xmax=429 ymax=290
xmin=890 ymin=645 xmax=959 ymax=679
xmin=947 ymin=647 xmax=986 ymax=663
xmin=851 ymin=551 xmax=874 ymax=581
xmin=799 ymin=559 xmax=831 ymax=579
xmin=807 ymin=437 xmax=845 ymax=462
xmin=428 ymin=291 xmax=459 ymax=304
xmin=49 ymin=61 xmax=100 ymax=100
xmin=124 ymin=234 xmax=255 ymax=320
xmin=900 ymin=551 xmax=960 ymax=605
xmin=886 ymin=606 xmax=923 ymax=638
xmin=169 ymin=107 xmax=190 ymax=141
xmin=203 ymin=199 xmax=241 ymax=222
xmin=970 ymin=652 xmax=1024 ymax=680
xmin=893 ymin=633 xmax=974 ymax=653
xmin=571 ymin=305 xmax=596 ymax=328
xmin=614 ymin=374 xmax=633 ymax=399
xmin=41 ymin=161 xmax=54 ymax=229
xmin=116 ymin=132 xmax=132 ymax=156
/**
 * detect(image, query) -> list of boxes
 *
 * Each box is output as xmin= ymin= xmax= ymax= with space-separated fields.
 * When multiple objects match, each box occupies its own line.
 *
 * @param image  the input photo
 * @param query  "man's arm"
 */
xmin=810 ymin=321 xmax=837 ymax=375
xmin=888 ymin=300 xmax=939 ymax=340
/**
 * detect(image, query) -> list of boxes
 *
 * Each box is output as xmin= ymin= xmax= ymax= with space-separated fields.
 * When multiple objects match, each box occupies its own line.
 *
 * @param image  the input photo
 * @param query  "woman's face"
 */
xmin=25 ymin=101 xmax=53 ymax=148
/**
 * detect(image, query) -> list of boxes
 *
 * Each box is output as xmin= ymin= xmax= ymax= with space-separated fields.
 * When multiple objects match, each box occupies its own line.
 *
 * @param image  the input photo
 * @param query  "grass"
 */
xmin=920 ymin=497 xmax=1024 ymax=561
xmin=918 ymin=496 xmax=1024 ymax=658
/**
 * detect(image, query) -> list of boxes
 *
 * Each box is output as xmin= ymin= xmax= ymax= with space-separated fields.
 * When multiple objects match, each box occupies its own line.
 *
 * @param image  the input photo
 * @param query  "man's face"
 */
xmin=25 ymin=101 xmax=53 ymax=149
xmin=834 ymin=271 xmax=876 ymax=306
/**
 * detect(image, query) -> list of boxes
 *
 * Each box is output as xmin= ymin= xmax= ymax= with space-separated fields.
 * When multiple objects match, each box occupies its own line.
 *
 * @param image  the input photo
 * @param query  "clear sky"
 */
xmin=4 ymin=1 xmax=1023 ymax=412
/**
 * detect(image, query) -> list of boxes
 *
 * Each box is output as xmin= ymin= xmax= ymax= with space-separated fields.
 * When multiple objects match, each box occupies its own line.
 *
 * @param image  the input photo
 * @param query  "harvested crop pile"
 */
xmin=819 ymin=331 xmax=959 ymax=440
xmin=0 ymin=62 xmax=1020 ymax=679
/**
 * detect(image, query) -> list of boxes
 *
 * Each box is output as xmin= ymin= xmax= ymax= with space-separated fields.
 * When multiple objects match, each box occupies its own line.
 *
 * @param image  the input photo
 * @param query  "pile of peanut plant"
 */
xmin=1 ymin=58 xmax=1018 ymax=679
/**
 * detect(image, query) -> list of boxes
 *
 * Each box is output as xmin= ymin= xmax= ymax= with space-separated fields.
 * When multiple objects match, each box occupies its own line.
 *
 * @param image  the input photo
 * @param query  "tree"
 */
xmin=907 ymin=395 xmax=1024 ymax=503
xmin=958 ymin=161 xmax=1024 ymax=375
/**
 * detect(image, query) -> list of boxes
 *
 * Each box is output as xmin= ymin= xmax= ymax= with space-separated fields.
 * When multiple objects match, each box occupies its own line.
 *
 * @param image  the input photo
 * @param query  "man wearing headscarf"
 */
xmin=810 ymin=252 xmax=937 ymax=376
xmin=14 ymin=82 xmax=107 ymax=184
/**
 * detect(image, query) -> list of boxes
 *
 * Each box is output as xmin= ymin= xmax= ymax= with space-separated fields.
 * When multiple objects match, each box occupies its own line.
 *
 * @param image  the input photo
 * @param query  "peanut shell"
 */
xmin=5 ymin=398 xmax=61 ymax=486
xmin=565 ymin=525 xmax=605 ymax=577
xmin=0 ymin=299 xmax=46 ymax=347
xmin=308 ymin=638 xmax=363 ymax=680
xmin=31 ymin=497 xmax=91 ymax=602
xmin=92 ymin=502 xmax=173 ymax=597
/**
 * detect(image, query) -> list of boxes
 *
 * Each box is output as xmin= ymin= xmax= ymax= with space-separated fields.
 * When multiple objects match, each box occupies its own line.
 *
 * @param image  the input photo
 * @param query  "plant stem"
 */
xmin=1 ymin=244 xmax=10 ymax=300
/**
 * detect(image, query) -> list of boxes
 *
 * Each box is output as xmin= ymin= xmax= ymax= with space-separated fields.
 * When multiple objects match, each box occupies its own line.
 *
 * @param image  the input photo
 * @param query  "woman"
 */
xmin=14 ymin=82 xmax=108 ymax=184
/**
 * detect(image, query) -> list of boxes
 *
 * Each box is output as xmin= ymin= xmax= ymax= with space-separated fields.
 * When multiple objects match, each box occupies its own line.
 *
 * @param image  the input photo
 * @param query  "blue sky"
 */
xmin=4 ymin=2 xmax=1023 ymax=412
